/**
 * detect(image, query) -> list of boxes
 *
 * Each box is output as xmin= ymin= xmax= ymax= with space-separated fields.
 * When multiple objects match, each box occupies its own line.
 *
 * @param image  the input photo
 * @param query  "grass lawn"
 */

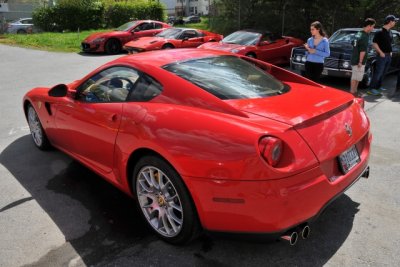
xmin=0 ymin=30 xmax=107 ymax=53
xmin=0 ymin=17 xmax=211 ymax=53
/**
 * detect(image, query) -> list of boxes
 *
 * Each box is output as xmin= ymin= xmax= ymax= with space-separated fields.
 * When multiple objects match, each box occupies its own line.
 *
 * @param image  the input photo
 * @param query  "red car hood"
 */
xmin=227 ymin=83 xmax=369 ymax=162
xmin=202 ymin=42 xmax=245 ymax=52
xmin=84 ymin=31 xmax=129 ymax=42
xmin=126 ymin=37 xmax=164 ymax=48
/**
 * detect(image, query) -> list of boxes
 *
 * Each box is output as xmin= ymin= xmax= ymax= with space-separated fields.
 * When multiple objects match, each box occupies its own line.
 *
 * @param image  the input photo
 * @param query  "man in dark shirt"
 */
xmin=367 ymin=15 xmax=398 ymax=96
xmin=350 ymin=18 xmax=375 ymax=97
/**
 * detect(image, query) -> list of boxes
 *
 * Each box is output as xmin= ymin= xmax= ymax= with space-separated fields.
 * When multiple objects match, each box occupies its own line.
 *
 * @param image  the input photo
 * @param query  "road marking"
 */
xmin=8 ymin=126 xmax=30 ymax=136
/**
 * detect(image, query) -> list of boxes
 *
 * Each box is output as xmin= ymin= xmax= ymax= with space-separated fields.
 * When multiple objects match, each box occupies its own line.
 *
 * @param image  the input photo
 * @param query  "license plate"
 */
xmin=321 ymin=69 xmax=328 ymax=75
xmin=338 ymin=145 xmax=360 ymax=173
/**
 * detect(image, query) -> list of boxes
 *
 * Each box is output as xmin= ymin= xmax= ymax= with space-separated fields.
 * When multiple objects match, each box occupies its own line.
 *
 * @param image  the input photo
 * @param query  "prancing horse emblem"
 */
xmin=345 ymin=123 xmax=352 ymax=137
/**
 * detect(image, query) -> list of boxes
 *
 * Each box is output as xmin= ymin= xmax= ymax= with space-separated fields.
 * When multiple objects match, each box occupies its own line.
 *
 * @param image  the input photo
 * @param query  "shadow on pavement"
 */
xmin=0 ymin=135 xmax=361 ymax=266
xmin=77 ymin=51 xmax=127 ymax=57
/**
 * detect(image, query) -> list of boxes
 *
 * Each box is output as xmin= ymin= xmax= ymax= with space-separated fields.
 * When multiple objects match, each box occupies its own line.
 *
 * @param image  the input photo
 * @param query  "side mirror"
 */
xmin=182 ymin=37 xmax=189 ymax=41
xmin=48 ymin=84 xmax=68 ymax=97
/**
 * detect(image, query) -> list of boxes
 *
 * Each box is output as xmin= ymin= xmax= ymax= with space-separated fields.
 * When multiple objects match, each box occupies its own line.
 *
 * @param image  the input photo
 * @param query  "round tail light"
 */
xmin=259 ymin=136 xmax=283 ymax=167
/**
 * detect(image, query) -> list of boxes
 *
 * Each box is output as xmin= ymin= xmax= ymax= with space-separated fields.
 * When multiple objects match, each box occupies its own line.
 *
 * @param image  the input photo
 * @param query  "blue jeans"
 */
xmin=370 ymin=54 xmax=391 ymax=89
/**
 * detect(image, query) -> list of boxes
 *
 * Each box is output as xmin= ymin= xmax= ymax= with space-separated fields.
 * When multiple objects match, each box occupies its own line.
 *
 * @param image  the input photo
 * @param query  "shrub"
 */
xmin=33 ymin=0 xmax=164 ymax=32
xmin=104 ymin=2 xmax=164 ymax=28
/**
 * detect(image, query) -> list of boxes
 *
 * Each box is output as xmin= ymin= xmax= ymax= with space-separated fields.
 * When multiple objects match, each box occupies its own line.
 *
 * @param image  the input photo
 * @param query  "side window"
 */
xmin=128 ymin=74 xmax=163 ymax=102
xmin=180 ymin=30 xmax=198 ymax=39
xmin=392 ymin=33 xmax=400 ymax=45
xmin=154 ymin=23 xmax=163 ymax=29
xmin=78 ymin=67 xmax=140 ymax=103
xmin=135 ymin=22 xmax=153 ymax=32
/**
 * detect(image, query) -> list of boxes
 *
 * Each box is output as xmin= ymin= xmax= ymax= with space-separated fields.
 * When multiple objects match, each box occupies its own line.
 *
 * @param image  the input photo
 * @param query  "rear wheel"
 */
xmin=105 ymin=39 xmax=121 ymax=54
xmin=162 ymin=43 xmax=174 ymax=49
xmin=133 ymin=155 xmax=200 ymax=244
xmin=27 ymin=104 xmax=51 ymax=150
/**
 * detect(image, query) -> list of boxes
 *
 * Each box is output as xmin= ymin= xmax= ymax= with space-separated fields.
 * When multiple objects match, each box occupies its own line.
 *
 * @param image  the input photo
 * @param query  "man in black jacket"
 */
xmin=367 ymin=15 xmax=398 ymax=96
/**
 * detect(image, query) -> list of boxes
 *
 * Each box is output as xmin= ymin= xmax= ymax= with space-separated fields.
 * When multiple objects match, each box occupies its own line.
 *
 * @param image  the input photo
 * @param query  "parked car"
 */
xmin=199 ymin=30 xmax=303 ymax=65
xmin=183 ymin=15 xmax=201 ymax=24
xmin=290 ymin=28 xmax=400 ymax=87
xmin=81 ymin=20 xmax=171 ymax=54
xmin=123 ymin=27 xmax=223 ymax=53
xmin=5 ymin=18 xmax=35 ymax=34
xmin=23 ymin=48 xmax=371 ymax=245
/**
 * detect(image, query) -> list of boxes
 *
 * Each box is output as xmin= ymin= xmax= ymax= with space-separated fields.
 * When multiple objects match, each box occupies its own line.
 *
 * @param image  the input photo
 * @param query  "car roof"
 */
xmin=112 ymin=49 xmax=233 ymax=68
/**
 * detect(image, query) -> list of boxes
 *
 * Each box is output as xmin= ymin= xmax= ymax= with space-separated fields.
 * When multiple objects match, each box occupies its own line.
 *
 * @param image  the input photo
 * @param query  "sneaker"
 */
xmin=367 ymin=89 xmax=382 ymax=96
xmin=379 ymin=87 xmax=387 ymax=91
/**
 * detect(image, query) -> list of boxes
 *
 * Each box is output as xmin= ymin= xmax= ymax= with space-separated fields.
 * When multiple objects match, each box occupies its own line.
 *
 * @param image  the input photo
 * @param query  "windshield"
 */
xmin=330 ymin=30 xmax=375 ymax=44
xmin=163 ymin=56 xmax=285 ymax=100
xmin=116 ymin=21 xmax=138 ymax=31
xmin=156 ymin=28 xmax=183 ymax=39
xmin=222 ymin=31 xmax=261 ymax=45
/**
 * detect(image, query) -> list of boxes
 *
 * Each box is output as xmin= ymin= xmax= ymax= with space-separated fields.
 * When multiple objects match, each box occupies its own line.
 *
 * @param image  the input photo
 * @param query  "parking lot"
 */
xmin=0 ymin=44 xmax=399 ymax=267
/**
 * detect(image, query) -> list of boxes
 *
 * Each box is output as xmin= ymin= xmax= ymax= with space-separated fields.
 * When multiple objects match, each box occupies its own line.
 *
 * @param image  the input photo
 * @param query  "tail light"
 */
xmin=259 ymin=136 xmax=283 ymax=167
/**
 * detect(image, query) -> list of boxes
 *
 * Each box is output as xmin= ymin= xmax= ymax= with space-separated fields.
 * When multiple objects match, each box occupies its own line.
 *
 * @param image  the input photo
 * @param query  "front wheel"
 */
xmin=133 ymin=155 xmax=200 ymax=244
xmin=27 ymin=104 xmax=51 ymax=150
xmin=245 ymin=53 xmax=256 ymax=58
xmin=105 ymin=39 xmax=121 ymax=54
xmin=361 ymin=65 xmax=374 ymax=88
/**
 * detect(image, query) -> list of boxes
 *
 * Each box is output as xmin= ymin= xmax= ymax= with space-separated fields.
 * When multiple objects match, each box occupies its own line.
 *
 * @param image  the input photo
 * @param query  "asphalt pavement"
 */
xmin=0 ymin=44 xmax=399 ymax=267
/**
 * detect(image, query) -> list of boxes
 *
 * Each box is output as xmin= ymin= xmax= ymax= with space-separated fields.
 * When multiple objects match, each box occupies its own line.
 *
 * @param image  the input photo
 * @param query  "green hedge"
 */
xmin=33 ymin=1 xmax=164 ymax=32
xmin=104 ymin=2 xmax=164 ymax=28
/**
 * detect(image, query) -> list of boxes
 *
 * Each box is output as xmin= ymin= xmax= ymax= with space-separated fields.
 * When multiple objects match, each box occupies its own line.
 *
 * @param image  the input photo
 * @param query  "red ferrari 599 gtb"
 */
xmin=23 ymin=49 xmax=371 ymax=245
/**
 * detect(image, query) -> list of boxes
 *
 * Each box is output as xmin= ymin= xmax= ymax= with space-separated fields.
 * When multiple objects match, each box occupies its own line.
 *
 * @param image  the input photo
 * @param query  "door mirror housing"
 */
xmin=48 ymin=84 xmax=68 ymax=97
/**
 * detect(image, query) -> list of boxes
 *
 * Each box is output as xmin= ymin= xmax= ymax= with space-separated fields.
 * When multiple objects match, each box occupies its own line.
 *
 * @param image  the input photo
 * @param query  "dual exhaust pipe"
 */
xmin=280 ymin=225 xmax=310 ymax=246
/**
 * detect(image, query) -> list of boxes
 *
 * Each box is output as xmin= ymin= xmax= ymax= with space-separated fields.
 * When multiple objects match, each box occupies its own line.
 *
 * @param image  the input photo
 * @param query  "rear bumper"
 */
xmin=184 ymin=133 xmax=371 ymax=234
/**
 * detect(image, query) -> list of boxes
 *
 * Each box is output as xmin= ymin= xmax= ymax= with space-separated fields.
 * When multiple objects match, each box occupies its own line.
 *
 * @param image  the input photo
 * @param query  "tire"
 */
xmin=27 ymin=104 xmax=51 ymax=150
xmin=105 ymin=39 xmax=121 ymax=54
xmin=17 ymin=29 xmax=27 ymax=34
xmin=361 ymin=65 xmax=374 ymax=88
xmin=133 ymin=155 xmax=200 ymax=244
xmin=245 ymin=53 xmax=256 ymax=58
xmin=162 ymin=43 xmax=174 ymax=49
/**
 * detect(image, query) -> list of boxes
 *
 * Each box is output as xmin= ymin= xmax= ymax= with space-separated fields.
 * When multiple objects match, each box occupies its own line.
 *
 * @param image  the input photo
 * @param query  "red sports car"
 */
xmin=23 ymin=49 xmax=371 ymax=245
xmin=81 ymin=20 xmax=171 ymax=54
xmin=199 ymin=30 xmax=303 ymax=65
xmin=123 ymin=28 xmax=223 ymax=53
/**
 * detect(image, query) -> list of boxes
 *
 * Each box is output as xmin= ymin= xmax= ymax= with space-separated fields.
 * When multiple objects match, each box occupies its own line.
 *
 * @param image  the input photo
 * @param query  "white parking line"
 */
xmin=8 ymin=126 xmax=30 ymax=136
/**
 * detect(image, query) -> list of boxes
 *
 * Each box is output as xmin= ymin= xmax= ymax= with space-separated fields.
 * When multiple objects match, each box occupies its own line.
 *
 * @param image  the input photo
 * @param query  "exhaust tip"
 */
xmin=361 ymin=166 xmax=370 ymax=179
xmin=301 ymin=225 xmax=311 ymax=239
xmin=281 ymin=231 xmax=298 ymax=246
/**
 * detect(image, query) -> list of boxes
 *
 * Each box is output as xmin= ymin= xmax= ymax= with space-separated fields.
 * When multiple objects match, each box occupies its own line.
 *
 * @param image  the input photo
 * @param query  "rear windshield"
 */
xmin=163 ymin=55 xmax=286 ymax=99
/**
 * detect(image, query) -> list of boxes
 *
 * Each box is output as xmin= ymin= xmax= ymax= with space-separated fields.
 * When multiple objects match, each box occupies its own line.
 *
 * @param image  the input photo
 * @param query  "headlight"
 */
xmin=92 ymin=37 xmax=105 ymax=44
xmin=301 ymin=56 xmax=307 ymax=62
xmin=295 ymin=55 xmax=301 ymax=62
xmin=342 ymin=61 xmax=350 ymax=69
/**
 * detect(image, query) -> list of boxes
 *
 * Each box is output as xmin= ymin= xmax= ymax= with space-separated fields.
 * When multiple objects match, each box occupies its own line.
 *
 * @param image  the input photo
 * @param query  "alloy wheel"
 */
xmin=28 ymin=106 xmax=43 ymax=147
xmin=136 ymin=166 xmax=183 ymax=237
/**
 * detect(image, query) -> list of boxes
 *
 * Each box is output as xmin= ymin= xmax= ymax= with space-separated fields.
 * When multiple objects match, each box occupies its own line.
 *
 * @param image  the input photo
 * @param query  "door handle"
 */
xmin=109 ymin=114 xmax=118 ymax=122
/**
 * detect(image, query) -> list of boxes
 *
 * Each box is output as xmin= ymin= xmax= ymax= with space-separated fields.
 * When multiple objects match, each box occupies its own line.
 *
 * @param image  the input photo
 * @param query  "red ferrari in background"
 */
xmin=81 ymin=20 xmax=170 ymax=54
xmin=199 ymin=29 xmax=303 ymax=65
xmin=23 ymin=49 xmax=371 ymax=245
xmin=123 ymin=28 xmax=223 ymax=53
